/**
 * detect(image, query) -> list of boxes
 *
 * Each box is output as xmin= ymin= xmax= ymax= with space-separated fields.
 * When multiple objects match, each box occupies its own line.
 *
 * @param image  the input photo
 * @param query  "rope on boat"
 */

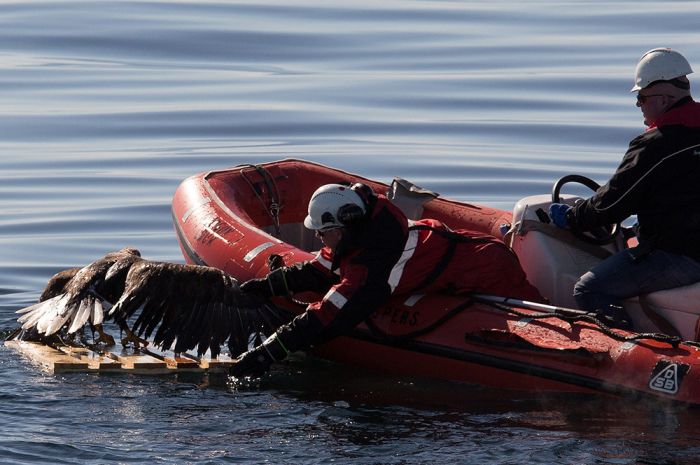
xmin=238 ymin=164 xmax=282 ymax=237
xmin=361 ymin=296 xmax=683 ymax=348
xmin=479 ymin=300 xmax=683 ymax=348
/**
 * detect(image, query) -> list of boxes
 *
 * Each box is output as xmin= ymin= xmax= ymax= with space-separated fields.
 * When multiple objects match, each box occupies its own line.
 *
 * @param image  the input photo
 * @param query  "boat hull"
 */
xmin=171 ymin=159 xmax=700 ymax=405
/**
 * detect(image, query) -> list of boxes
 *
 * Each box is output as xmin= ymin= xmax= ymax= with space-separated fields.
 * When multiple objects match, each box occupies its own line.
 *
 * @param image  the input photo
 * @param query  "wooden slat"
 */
xmin=4 ymin=340 xmax=236 ymax=375
xmin=203 ymin=354 xmax=236 ymax=373
xmin=4 ymin=340 xmax=89 ymax=373
xmin=177 ymin=350 xmax=237 ymax=373
xmin=54 ymin=345 xmax=122 ymax=371
xmin=141 ymin=347 xmax=204 ymax=371
xmin=119 ymin=354 xmax=169 ymax=370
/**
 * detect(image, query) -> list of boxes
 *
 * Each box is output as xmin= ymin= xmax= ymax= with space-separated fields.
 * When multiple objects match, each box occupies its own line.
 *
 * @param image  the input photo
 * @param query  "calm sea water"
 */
xmin=2 ymin=1 xmax=700 ymax=464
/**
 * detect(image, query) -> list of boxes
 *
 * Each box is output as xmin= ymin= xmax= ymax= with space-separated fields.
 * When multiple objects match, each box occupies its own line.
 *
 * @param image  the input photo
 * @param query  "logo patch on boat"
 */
xmin=648 ymin=361 xmax=689 ymax=395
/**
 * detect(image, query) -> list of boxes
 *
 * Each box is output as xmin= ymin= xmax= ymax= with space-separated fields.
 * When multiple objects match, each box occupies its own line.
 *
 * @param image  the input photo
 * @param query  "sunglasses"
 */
xmin=636 ymin=94 xmax=667 ymax=106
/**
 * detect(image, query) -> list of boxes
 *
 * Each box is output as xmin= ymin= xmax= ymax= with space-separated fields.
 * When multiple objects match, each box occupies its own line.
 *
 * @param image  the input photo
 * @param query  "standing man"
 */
xmin=549 ymin=48 xmax=700 ymax=328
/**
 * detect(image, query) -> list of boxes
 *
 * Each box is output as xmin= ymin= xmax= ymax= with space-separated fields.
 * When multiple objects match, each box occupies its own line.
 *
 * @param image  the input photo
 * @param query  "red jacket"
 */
xmin=273 ymin=194 xmax=538 ymax=352
xmin=307 ymin=217 xmax=508 ymax=323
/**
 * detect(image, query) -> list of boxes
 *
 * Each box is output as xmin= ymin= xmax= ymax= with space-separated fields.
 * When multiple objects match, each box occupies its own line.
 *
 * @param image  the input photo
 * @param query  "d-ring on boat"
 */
xmin=171 ymin=158 xmax=700 ymax=405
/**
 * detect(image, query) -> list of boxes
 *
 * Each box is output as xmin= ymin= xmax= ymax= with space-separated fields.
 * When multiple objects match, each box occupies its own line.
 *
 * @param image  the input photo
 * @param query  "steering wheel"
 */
xmin=552 ymin=174 xmax=620 ymax=245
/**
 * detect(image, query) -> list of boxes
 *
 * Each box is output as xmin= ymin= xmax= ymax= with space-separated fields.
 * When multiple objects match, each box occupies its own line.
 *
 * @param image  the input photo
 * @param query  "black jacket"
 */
xmin=272 ymin=194 xmax=409 ymax=353
xmin=570 ymin=97 xmax=700 ymax=261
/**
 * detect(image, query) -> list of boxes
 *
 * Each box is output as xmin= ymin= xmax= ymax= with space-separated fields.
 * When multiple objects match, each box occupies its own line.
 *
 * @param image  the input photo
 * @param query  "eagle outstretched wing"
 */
xmin=16 ymin=247 xmax=143 ymax=339
xmin=15 ymin=248 xmax=295 ymax=358
xmin=108 ymin=259 xmax=293 ymax=357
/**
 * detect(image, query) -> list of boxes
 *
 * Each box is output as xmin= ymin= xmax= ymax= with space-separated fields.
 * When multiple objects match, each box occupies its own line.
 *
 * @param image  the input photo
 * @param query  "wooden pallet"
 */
xmin=4 ymin=340 xmax=236 ymax=375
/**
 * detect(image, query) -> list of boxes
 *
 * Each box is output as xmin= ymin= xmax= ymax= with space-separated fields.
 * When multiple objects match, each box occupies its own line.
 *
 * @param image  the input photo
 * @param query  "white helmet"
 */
xmin=631 ymin=47 xmax=693 ymax=92
xmin=304 ymin=184 xmax=366 ymax=230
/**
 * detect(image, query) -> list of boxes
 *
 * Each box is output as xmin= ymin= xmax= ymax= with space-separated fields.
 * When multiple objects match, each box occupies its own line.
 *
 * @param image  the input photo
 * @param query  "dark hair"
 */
xmin=648 ymin=77 xmax=690 ymax=90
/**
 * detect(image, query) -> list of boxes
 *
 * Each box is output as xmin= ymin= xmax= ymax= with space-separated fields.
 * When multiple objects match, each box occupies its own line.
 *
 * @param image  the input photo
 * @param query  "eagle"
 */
xmin=13 ymin=247 xmax=295 ymax=358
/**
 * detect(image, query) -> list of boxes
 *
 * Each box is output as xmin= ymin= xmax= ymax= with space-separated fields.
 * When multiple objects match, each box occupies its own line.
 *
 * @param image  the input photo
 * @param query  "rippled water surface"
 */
xmin=3 ymin=1 xmax=700 ymax=464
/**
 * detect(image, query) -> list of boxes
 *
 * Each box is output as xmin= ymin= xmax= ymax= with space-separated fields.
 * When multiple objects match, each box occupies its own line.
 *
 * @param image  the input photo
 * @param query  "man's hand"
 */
xmin=229 ymin=332 xmax=290 ymax=378
xmin=549 ymin=203 xmax=572 ymax=229
xmin=240 ymin=269 xmax=289 ymax=297
xmin=229 ymin=347 xmax=273 ymax=378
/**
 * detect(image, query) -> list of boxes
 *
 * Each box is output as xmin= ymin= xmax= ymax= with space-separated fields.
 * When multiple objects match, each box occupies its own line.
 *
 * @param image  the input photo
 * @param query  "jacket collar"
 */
xmin=648 ymin=97 xmax=700 ymax=130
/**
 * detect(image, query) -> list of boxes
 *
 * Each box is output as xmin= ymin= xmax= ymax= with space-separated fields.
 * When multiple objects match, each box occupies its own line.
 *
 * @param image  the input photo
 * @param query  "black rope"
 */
xmin=481 ymin=300 xmax=682 ymax=348
xmin=238 ymin=164 xmax=282 ymax=237
xmin=264 ymin=253 xmax=315 ymax=309
xmin=411 ymin=238 xmax=457 ymax=293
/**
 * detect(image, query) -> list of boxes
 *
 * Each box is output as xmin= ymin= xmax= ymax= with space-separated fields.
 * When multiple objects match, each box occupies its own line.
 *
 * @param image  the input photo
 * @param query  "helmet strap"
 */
xmin=350 ymin=182 xmax=377 ymax=213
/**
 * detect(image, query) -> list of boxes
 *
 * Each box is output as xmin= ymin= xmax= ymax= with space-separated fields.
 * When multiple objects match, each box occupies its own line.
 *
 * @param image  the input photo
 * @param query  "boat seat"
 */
xmin=643 ymin=280 xmax=700 ymax=314
xmin=626 ymin=280 xmax=700 ymax=341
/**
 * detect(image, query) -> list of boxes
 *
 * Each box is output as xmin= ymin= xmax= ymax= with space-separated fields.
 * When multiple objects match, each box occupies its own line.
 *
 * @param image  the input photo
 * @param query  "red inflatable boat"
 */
xmin=171 ymin=159 xmax=700 ymax=405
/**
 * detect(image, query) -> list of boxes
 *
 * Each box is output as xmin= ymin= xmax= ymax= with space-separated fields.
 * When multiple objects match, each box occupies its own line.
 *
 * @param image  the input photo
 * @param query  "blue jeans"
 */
xmin=573 ymin=246 xmax=700 ymax=312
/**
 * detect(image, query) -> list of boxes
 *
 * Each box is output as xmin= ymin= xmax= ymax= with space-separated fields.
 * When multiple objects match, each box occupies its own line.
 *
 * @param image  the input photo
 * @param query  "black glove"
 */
xmin=229 ymin=332 xmax=291 ymax=378
xmin=229 ymin=346 xmax=274 ymax=378
xmin=240 ymin=268 xmax=289 ymax=297
xmin=240 ymin=278 xmax=273 ymax=297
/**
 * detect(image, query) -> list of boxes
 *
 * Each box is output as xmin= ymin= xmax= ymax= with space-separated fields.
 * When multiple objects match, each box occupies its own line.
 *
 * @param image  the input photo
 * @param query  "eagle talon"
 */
xmin=120 ymin=328 xmax=149 ymax=349
xmin=95 ymin=333 xmax=116 ymax=346
xmin=94 ymin=325 xmax=116 ymax=346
